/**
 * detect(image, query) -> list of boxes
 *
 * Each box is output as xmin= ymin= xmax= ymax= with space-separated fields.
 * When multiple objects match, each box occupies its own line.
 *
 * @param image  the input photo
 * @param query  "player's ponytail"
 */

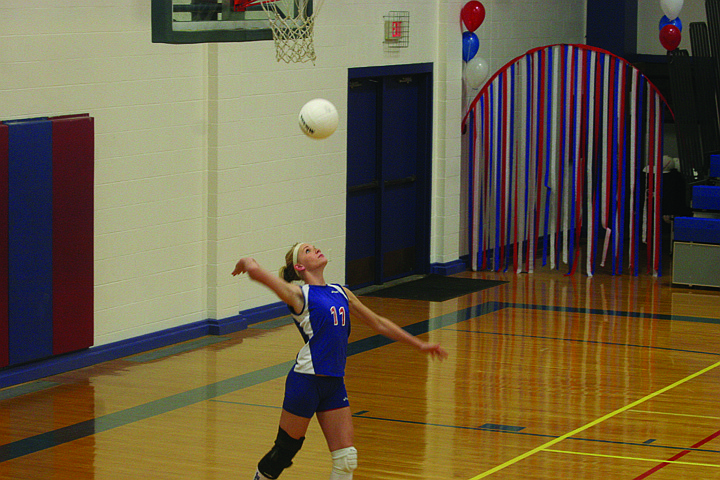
xmin=279 ymin=243 xmax=302 ymax=282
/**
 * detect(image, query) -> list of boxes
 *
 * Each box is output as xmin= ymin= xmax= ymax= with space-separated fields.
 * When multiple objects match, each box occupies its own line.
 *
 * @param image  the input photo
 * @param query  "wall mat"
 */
xmin=50 ymin=114 xmax=94 ymax=355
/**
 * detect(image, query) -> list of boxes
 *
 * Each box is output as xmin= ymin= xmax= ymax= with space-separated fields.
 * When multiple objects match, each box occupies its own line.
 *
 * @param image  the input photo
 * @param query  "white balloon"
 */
xmin=465 ymin=56 xmax=489 ymax=89
xmin=660 ymin=0 xmax=683 ymax=20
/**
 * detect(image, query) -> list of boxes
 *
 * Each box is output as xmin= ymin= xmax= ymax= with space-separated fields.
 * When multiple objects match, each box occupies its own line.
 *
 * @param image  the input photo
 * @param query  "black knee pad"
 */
xmin=257 ymin=427 xmax=305 ymax=479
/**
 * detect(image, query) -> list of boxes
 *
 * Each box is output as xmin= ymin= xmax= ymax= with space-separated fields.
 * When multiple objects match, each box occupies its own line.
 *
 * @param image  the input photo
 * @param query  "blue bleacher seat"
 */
xmin=674 ymin=216 xmax=720 ymax=245
xmin=711 ymin=154 xmax=720 ymax=178
xmin=692 ymin=185 xmax=720 ymax=211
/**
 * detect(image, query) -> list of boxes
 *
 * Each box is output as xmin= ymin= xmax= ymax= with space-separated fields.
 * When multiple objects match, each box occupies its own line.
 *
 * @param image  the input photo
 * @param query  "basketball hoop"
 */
xmin=259 ymin=0 xmax=323 ymax=64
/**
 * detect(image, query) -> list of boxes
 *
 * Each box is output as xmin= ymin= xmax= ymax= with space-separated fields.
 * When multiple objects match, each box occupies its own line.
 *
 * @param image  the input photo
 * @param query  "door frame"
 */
xmin=347 ymin=62 xmax=433 ymax=287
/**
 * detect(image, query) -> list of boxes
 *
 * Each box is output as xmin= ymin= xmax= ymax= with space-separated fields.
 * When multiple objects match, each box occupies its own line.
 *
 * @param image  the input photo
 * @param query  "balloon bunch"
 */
xmin=659 ymin=0 xmax=683 ymax=51
xmin=461 ymin=1 xmax=489 ymax=89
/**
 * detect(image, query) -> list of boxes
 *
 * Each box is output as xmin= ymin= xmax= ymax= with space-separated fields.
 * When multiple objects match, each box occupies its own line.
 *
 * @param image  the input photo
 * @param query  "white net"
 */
xmin=260 ymin=0 xmax=322 ymax=63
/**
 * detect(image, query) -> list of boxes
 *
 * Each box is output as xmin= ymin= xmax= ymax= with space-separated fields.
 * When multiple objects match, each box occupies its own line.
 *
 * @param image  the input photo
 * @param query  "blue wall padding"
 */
xmin=7 ymin=118 xmax=54 ymax=365
xmin=710 ymin=154 xmax=720 ymax=178
xmin=674 ymin=216 xmax=720 ymax=245
xmin=0 ymin=124 xmax=8 ymax=368
xmin=692 ymin=185 xmax=720 ymax=211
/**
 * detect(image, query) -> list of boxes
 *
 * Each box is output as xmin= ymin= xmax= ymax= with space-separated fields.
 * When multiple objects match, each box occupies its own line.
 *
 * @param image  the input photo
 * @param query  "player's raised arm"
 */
xmin=232 ymin=257 xmax=304 ymax=314
xmin=343 ymin=287 xmax=448 ymax=361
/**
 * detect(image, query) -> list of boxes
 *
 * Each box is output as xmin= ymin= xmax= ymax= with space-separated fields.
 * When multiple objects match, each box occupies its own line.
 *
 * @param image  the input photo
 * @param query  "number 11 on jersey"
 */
xmin=330 ymin=306 xmax=346 ymax=326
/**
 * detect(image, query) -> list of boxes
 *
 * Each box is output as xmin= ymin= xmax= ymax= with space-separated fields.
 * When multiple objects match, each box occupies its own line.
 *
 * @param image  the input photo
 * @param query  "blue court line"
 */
xmin=0 ymin=381 xmax=60 ymax=401
xmin=0 ymin=360 xmax=293 ymax=462
xmin=0 ymin=302 xmax=503 ymax=463
xmin=446 ymin=329 xmax=720 ymax=357
xmin=501 ymin=302 xmax=720 ymax=325
xmin=201 ymin=400 xmax=720 ymax=456
xmin=1 ymin=300 xmax=718 ymax=463
xmin=209 ymin=399 xmax=282 ymax=409
xmin=352 ymin=412 xmax=720 ymax=455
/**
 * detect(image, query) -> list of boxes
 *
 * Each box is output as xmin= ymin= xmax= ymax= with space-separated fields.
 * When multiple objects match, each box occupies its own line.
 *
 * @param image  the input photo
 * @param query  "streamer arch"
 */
xmin=465 ymin=44 xmax=672 ymax=276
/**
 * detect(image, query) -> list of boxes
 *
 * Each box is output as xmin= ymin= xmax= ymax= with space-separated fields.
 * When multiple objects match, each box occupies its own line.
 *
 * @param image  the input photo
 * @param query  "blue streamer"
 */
xmin=634 ymin=79 xmax=644 ymax=276
xmin=610 ymin=59 xmax=620 ymax=274
xmin=468 ymin=108 xmax=475 ymax=268
xmin=479 ymin=97 xmax=485 ymax=268
xmin=568 ymin=49 xmax=581 ymax=274
xmin=506 ymin=64 xmax=516 ymax=272
xmin=524 ymin=55 xmax=533 ymax=270
xmin=542 ymin=49 xmax=552 ymax=267
xmin=493 ymin=80 xmax=502 ymax=271
xmin=590 ymin=54 xmax=604 ymax=276
xmin=617 ymin=64 xmax=626 ymax=275
xmin=488 ymin=85 xmax=495 ymax=270
xmin=556 ymin=45 xmax=567 ymax=269
xmin=657 ymin=107 xmax=663 ymax=277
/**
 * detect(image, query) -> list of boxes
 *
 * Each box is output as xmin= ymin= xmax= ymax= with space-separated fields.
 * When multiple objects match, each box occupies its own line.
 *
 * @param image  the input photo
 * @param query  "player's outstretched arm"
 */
xmin=343 ymin=287 xmax=448 ymax=361
xmin=232 ymin=257 xmax=304 ymax=313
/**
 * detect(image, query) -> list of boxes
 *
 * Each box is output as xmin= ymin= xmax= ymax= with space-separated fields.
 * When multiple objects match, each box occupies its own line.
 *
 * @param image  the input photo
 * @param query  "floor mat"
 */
xmin=360 ymin=274 xmax=507 ymax=302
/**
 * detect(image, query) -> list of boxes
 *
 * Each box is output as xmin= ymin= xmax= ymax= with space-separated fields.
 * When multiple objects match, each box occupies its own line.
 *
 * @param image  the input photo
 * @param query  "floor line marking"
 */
xmin=629 ymin=409 xmax=720 ymax=421
xmin=446 ymin=328 xmax=720 ymax=357
xmin=0 ymin=302 xmax=505 ymax=463
xmin=208 ymin=399 xmax=282 ymax=409
xmin=352 ymin=413 xmax=720 ymax=453
xmin=631 ymin=427 xmax=720 ymax=479
xmin=467 ymin=359 xmax=720 ymax=479
xmin=544 ymin=449 xmax=720 ymax=468
xmin=500 ymin=303 xmax=720 ymax=325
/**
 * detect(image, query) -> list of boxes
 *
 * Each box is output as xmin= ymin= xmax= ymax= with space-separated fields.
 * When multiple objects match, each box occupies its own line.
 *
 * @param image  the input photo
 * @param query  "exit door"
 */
xmin=345 ymin=64 xmax=432 ymax=288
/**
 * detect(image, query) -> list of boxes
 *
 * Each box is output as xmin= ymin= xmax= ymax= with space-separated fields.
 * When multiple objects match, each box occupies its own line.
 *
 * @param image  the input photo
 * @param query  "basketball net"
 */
xmin=259 ymin=0 xmax=323 ymax=64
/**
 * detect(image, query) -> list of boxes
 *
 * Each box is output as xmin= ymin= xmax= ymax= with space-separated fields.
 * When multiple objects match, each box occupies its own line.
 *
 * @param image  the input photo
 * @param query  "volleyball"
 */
xmin=298 ymin=99 xmax=339 ymax=139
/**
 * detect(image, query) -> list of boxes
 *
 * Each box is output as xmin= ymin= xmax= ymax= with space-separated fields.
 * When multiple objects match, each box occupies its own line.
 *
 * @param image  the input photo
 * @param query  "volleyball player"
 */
xmin=232 ymin=242 xmax=448 ymax=480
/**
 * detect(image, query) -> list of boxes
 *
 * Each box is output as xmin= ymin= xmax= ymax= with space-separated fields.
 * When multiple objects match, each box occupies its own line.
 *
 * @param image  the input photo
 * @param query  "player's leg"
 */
xmin=317 ymin=406 xmax=354 ymax=451
xmin=253 ymin=410 xmax=311 ymax=480
xmin=254 ymin=370 xmax=317 ymax=480
xmin=317 ymin=407 xmax=357 ymax=480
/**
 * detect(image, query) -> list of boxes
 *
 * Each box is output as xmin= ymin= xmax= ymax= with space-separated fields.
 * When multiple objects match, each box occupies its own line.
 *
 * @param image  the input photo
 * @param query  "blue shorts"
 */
xmin=282 ymin=369 xmax=350 ymax=419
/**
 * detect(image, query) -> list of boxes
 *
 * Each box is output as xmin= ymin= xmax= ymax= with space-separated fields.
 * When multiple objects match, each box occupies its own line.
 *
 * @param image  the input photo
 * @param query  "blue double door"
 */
xmin=346 ymin=64 xmax=433 ymax=288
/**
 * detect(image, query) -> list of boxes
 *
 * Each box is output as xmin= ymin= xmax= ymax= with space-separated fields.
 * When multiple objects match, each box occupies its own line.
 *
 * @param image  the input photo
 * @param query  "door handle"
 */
xmin=384 ymin=175 xmax=416 ymax=188
xmin=348 ymin=179 xmax=380 ymax=193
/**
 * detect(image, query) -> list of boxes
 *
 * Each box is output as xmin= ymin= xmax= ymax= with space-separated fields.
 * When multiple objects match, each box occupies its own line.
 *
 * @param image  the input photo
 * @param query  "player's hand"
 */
xmin=420 ymin=342 xmax=449 ymax=361
xmin=232 ymin=257 xmax=257 ymax=276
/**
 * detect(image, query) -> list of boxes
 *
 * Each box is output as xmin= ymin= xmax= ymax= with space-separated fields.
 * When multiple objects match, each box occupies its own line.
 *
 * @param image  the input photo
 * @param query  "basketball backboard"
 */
xmin=152 ymin=0 xmax=311 ymax=44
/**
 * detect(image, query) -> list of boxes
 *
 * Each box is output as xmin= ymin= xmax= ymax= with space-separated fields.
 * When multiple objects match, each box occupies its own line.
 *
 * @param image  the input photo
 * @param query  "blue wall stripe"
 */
xmin=6 ymin=119 xmax=54 ymax=366
xmin=0 ymin=123 xmax=9 ymax=368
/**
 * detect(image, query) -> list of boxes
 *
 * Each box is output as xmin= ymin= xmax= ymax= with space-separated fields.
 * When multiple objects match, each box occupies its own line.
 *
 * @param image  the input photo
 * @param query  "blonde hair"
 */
xmin=279 ymin=242 xmax=303 ymax=282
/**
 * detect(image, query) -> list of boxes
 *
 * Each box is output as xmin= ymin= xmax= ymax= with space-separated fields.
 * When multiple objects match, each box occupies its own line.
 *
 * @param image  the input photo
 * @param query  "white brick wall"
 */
xmin=1 ymin=0 xmax=586 ymax=346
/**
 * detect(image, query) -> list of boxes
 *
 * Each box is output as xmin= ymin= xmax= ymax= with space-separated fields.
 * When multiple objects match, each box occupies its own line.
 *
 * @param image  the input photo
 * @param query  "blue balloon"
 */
xmin=659 ymin=15 xmax=682 ymax=32
xmin=462 ymin=31 xmax=479 ymax=62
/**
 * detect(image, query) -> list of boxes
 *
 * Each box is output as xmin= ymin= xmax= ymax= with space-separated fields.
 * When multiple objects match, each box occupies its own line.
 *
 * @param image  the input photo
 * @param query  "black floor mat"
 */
xmin=360 ymin=275 xmax=507 ymax=302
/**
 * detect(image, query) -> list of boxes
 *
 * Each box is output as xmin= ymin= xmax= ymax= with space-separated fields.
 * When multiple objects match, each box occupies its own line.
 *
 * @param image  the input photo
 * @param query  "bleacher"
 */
xmin=673 ymin=154 xmax=720 ymax=287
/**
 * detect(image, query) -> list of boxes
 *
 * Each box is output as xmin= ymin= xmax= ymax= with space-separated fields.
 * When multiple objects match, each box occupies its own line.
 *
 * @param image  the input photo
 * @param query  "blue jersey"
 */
xmin=290 ymin=284 xmax=351 ymax=377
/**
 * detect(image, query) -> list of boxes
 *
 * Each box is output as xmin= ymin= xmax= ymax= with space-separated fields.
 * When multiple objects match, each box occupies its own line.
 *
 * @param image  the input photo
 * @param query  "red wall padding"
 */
xmin=50 ymin=114 xmax=94 ymax=355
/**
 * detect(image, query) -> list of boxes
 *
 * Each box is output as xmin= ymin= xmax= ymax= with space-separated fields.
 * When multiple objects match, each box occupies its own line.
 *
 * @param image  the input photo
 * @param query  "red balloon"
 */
xmin=659 ymin=24 xmax=681 ymax=51
xmin=461 ymin=1 xmax=486 ymax=32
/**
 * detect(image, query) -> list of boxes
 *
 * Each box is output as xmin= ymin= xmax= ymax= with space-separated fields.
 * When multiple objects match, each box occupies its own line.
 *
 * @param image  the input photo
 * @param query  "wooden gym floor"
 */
xmin=1 ymin=264 xmax=719 ymax=479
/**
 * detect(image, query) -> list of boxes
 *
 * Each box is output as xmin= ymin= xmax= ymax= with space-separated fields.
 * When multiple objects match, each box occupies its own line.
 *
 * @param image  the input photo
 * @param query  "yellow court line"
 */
xmin=544 ymin=449 xmax=720 ymax=469
xmin=467 ymin=359 xmax=720 ymax=479
xmin=628 ymin=409 xmax=720 ymax=421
